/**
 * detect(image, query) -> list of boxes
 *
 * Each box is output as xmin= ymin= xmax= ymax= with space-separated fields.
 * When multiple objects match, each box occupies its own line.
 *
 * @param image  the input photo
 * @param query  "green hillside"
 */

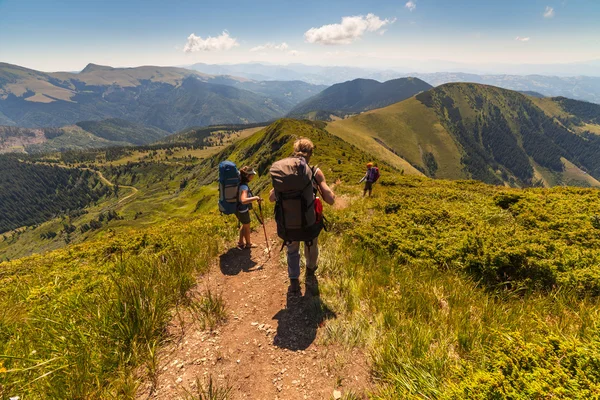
xmin=75 ymin=118 xmax=169 ymax=145
xmin=189 ymin=118 xmax=396 ymax=196
xmin=328 ymin=83 xmax=600 ymax=187
xmin=1 ymin=119 xmax=171 ymax=154
xmin=4 ymin=119 xmax=600 ymax=398
xmin=288 ymin=77 xmax=433 ymax=119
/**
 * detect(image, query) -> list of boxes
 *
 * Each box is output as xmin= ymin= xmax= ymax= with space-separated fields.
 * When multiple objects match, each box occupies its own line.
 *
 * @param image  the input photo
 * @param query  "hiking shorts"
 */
xmin=235 ymin=210 xmax=251 ymax=225
xmin=364 ymin=181 xmax=373 ymax=191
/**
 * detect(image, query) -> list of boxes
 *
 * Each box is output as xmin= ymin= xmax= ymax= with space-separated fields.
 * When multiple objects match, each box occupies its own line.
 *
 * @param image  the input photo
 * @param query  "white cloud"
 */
xmin=250 ymin=42 xmax=289 ymax=52
xmin=405 ymin=1 xmax=416 ymax=11
xmin=515 ymin=36 xmax=531 ymax=42
xmin=288 ymin=50 xmax=301 ymax=56
xmin=183 ymin=31 xmax=239 ymax=53
xmin=304 ymin=13 xmax=394 ymax=45
xmin=544 ymin=6 xmax=555 ymax=18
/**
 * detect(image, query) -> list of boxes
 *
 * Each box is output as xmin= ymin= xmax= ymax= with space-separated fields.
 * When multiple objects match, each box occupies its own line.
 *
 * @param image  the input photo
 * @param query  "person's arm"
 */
xmin=240 ymin=188 xmax=261 ymax=204
xmin=314 ymin=169 xmax=335 ymax=205
xmin=269 ymin=188 xmax=276 ymax=202
xmin=358 ymin=173 xmax=367 ymax=184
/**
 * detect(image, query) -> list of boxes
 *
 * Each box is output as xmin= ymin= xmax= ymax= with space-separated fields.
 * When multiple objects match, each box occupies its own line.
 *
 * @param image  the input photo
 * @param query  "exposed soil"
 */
xmin=138 ymin=221 xmax=371 ymax=400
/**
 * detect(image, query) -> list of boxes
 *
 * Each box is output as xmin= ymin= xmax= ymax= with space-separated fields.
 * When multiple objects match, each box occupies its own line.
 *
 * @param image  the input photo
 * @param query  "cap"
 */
xmin=367 ymin=162 xmax=373 ymax=168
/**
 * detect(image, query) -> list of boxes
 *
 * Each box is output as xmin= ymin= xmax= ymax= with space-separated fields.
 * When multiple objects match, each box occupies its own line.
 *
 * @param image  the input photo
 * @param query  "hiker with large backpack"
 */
xmin=218 ymin=161 xmax=262 ymax=250
xmin=235 ymin=166 xmax=262 ymax=250
xmin=359 ymin=162 xmax=380 ymax=197
xmin=269 ymin=138 xmax=335 ymax=294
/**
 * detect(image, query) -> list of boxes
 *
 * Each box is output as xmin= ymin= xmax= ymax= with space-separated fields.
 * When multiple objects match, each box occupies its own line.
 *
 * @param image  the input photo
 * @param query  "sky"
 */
xmin=0 ymin=0 xmax=599 ymax=72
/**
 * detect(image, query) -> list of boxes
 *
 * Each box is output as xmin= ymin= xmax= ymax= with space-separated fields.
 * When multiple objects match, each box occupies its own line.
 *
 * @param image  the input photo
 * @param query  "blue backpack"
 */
xmin=218 ymin=161 xmax=240 ymax=215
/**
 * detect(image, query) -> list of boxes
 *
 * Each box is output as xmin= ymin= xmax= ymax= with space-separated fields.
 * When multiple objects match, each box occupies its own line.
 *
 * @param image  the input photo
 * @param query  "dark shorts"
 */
xmin=364 ymin=181 xmax=373 ymax=191
xmin=235 ymin=210 xmax=251 ymax=225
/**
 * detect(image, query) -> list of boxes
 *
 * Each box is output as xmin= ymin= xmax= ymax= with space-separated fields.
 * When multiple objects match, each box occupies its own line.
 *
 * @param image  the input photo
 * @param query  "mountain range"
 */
xmin=188 ymin=62 xmax=600 ymax=104
xmin=0 ymin=63 xmax=324 ymax=131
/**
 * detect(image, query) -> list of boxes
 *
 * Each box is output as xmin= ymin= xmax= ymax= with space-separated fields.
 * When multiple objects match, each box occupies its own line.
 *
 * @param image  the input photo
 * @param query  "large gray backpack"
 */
xmin=270 ymin=156 xmax=322 ymax=243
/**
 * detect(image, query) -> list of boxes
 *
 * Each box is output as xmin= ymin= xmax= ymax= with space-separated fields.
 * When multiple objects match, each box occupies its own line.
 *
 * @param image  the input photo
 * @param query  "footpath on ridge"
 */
xmin=138 ymin=217 xmax=371 ymax=400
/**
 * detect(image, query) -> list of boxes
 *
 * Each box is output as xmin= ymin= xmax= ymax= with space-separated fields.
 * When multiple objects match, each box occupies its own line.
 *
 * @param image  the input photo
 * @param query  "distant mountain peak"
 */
xmin=80 ymin=63 xmax=115 ymax=73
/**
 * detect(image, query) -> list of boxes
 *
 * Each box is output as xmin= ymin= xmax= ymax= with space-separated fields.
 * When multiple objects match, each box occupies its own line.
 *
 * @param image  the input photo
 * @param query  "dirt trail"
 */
xmin=138 ymin=220 xmax=371 ymax=400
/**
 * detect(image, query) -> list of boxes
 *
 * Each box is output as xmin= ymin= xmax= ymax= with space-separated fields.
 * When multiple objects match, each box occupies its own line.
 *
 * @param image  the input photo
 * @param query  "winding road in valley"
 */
xmin=80 ymin=167 xmax=138 ymax=204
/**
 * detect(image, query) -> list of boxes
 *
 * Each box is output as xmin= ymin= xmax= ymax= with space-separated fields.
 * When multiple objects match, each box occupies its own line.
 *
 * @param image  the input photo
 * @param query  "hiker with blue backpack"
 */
xmin=269 ymin=138 xmax=335 ymax=294
xmin=359 ymin=162 xmax=380 ymax=197
xmin=218 ymin=162 xmax=262 ymax=250
xmin=236 ymin=166 xmax=262 ymax=249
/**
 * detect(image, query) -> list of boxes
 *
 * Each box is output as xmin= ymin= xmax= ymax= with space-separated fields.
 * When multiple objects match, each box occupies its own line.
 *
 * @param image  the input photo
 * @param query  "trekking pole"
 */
xmin=257 ymin=201 xmax=271 ymax=258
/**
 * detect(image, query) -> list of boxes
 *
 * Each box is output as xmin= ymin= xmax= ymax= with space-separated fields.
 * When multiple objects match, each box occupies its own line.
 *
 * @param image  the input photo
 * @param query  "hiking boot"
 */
xmin=288 ymin=278 xmax=301 ymax=295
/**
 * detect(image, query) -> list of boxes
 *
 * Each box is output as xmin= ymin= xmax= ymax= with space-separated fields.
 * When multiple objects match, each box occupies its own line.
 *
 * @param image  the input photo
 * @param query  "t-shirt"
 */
xmin=237 ymin=184 xmax=252 ymax=213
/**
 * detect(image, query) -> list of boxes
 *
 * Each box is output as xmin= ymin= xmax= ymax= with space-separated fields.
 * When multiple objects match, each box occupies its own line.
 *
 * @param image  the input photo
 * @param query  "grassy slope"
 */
xmin=326 ymin=97 xmax=462 ymax=178
xmin=331 ymin=83 xmax=600 ymax=188
xmin=4 ymin=118 xmax=600 ymax=398
xmin=75 ymin=119 xmax=170 ymax=145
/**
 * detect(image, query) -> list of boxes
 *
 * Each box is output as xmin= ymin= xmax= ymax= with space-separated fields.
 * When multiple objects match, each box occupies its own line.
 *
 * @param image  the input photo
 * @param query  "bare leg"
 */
xmin=243 ymin=223 xmax=251 ymax=245
xmin=238 ymin=225 xmax=245 ymax=246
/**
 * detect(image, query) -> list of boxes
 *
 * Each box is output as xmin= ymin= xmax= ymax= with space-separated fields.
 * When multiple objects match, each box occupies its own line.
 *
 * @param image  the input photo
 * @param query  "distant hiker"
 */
xmin=236 ymin=166 xmax=262 ymax=249
xmin=359 ymin=162 xmax=380 ymax=197
xmin=269 ymin=138 xmax=335 ymax=294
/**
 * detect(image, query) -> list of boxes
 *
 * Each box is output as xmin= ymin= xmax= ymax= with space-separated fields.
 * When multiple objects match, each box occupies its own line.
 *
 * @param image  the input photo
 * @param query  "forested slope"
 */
xmin=0 ymin=157 xmax=110 ymax=233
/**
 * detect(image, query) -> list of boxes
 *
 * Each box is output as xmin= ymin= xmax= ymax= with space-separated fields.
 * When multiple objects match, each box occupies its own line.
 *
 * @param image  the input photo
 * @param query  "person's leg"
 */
xmin=236 ymin=216 xmax=244 ymax=247
xmin=287 ymin=241 xmax=301 ymax=292
xmin=304 ymin=237 xmax=319 ymax=273
xmin=287 ymin=242 xmax=301 ymax=279
xmin=243 ymin=223 xmax=251 ymax=245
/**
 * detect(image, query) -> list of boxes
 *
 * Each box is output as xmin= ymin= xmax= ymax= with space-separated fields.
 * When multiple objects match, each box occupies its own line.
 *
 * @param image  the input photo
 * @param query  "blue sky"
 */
xmin=0 ymin=0 xmax=598 ymax=71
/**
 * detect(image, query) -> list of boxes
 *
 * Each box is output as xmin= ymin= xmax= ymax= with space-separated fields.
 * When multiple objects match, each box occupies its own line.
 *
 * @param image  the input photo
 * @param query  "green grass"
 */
xmin=0 ymin=216 xmax=233 ymax=398
xmin=316 ymin=177 xmax=600 ymax=398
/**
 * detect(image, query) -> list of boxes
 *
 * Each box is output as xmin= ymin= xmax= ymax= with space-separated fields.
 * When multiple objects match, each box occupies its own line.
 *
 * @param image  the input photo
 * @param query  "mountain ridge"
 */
xmin=288 ymin=77 xmax=433 ymax=119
